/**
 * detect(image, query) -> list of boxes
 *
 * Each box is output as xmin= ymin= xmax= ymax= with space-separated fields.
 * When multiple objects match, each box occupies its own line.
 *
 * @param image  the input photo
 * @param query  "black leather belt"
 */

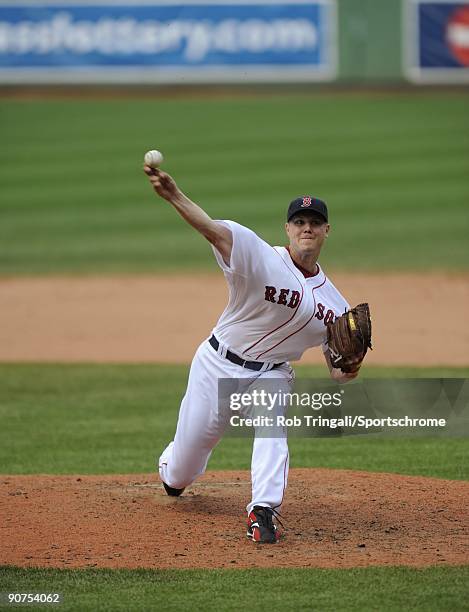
xmin=209 ymin=335 xmax=282 ymax=372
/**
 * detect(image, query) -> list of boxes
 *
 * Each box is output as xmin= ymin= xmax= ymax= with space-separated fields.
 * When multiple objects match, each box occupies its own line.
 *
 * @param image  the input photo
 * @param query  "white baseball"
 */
xmin=144 ymin=149 xmax=164 ymax=167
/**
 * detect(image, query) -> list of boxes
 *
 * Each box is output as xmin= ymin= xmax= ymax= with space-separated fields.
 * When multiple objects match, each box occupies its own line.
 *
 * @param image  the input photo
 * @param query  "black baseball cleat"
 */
xmin=162 ymin=481 xmax=185 ymax=497
xmin=247 ymin=506 xmax=282 ymax=543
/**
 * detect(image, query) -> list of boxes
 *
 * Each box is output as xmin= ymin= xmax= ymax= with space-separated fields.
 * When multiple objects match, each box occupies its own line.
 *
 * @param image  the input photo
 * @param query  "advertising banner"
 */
xmin=0 ymin=0 xmax=337 ymax=83
xmin=404 ymin=0 xmax=469 ymax=83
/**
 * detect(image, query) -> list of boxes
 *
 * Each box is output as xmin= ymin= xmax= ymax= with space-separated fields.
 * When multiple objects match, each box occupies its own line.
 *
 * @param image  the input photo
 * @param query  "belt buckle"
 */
xmin=241 ymin=360 xmax=247 ymax=368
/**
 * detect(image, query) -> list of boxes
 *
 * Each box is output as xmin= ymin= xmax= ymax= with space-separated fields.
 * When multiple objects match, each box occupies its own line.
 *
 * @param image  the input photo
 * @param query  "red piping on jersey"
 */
xmin=254 ymin=277 xmax=327 ymax=360
xmin=285 ymin=246 xmax=320 ymax=278
xmin=244 ymin=248 xmax=305 ymax=355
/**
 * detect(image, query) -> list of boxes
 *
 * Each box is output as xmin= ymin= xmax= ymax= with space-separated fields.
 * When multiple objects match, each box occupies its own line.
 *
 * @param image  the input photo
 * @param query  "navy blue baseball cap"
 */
xmin=287 ymin=196 xmax=328 ymax=223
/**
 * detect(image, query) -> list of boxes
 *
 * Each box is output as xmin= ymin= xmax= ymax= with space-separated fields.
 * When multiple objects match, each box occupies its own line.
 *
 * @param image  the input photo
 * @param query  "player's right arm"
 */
xmin=144 ymin=166 xmax=232 ymax=265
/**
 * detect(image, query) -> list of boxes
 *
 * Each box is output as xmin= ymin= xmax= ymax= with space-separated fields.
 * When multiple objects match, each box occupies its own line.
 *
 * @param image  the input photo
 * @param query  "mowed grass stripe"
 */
xmin=0 ymin=364 xmax=467 ymax=478
xmin=3 ymin=127 xmax=467 ymax=185
xmin=0 ymin=566 xmax=468 ymax=612
xmin=0 ymin=94 xmax=468 ymax=274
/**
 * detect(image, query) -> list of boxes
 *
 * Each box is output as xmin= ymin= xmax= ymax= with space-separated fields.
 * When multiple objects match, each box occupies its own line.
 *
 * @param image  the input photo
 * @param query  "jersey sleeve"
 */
xmin=211 ymin=220 xmax=266 ymax=277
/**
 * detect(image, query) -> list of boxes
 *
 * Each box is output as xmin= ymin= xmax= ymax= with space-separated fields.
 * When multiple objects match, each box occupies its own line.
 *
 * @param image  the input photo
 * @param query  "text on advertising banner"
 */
xmin=0 ymin=1 xmax=337 ymax=83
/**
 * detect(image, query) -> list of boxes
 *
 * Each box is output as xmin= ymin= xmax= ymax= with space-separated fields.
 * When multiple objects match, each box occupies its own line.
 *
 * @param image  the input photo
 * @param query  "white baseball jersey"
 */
xmin=211 ymin=221 xmax=349 ymax=363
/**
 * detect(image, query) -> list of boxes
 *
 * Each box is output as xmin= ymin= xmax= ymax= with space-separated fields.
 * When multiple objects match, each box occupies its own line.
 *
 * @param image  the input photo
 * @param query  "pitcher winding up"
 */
xmin=143 ymin=156 xmax=371 ymax=544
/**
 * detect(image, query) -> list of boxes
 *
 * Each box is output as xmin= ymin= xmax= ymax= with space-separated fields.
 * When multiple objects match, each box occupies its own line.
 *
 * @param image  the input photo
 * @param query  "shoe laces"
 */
xmin=271 ymin=507 xmax=285 ymax=529
xmin=253 ymin=506 xmax=285 ymax=530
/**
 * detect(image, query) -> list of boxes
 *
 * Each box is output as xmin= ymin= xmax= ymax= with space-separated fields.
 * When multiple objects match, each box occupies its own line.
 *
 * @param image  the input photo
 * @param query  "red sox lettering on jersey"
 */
xmin=264 ymin=285 xmax=336 ymax=324
xmin=264 ymin=285 xmax=300 ymax=309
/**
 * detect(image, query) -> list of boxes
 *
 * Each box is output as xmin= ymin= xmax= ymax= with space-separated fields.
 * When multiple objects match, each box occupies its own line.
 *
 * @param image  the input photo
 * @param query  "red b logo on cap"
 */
xmin=301 ymin=196 xmax=312 ymax=207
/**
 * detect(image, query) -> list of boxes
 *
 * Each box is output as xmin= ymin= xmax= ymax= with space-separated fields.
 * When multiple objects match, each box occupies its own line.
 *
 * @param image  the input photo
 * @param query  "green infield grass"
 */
xmin=1 ymin=93 xmax=468 ymax=275
xmin=1 ymin=565 xmax=468 ymax=612
xmin=0 ymin=363 xmax=467 ymax=478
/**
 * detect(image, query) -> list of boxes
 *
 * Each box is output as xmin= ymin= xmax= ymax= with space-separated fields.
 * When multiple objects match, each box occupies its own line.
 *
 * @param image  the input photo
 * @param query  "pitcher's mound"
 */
xmin=1 ymin=469 xmax=467 ymax=569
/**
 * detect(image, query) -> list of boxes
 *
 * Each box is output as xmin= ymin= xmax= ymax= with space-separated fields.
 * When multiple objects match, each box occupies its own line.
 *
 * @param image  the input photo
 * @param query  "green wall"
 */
xmin=338 ymin=0 xmax=403 ymax=81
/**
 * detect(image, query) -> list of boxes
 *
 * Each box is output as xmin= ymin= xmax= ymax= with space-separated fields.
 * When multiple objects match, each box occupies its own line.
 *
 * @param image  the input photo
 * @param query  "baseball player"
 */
xmin=143 ymin=164 xmax=363 ymax=543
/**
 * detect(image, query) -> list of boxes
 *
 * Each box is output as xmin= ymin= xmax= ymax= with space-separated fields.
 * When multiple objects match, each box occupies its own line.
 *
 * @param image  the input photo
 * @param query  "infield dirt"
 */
xmin=1 ymin=272 xmax=468 ymax=366
xmin=1 ymin=469 xmax=468 ymax=570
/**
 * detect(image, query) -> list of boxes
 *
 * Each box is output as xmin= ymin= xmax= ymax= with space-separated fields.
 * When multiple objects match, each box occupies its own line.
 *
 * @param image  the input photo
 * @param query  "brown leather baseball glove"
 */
xmin=326 ymin=303 xmax=372 ymax=373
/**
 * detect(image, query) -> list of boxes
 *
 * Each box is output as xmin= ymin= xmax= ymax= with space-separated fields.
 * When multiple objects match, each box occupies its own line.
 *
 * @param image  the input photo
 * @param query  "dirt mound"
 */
xmin=1 ymin=469 xmax=467 ymax=569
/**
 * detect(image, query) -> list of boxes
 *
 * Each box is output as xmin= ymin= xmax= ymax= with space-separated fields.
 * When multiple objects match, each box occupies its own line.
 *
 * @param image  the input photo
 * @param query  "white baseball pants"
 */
xmin=158 ymin=338 xmax=293 ymax=513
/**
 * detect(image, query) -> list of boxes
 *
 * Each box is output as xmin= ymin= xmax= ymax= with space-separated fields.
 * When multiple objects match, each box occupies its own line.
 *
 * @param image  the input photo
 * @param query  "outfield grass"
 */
xmin=1 ymin=93 xmax=468 ymax=275
xmin=0 ymin=364 xmax=467 ymax=479
xmin=0 ymin=566 xmax=468 ymax=612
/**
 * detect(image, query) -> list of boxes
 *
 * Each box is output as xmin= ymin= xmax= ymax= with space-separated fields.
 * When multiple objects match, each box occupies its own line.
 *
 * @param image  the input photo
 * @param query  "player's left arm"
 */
xmin=323 ymin=348 xmax=361 ymax=384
